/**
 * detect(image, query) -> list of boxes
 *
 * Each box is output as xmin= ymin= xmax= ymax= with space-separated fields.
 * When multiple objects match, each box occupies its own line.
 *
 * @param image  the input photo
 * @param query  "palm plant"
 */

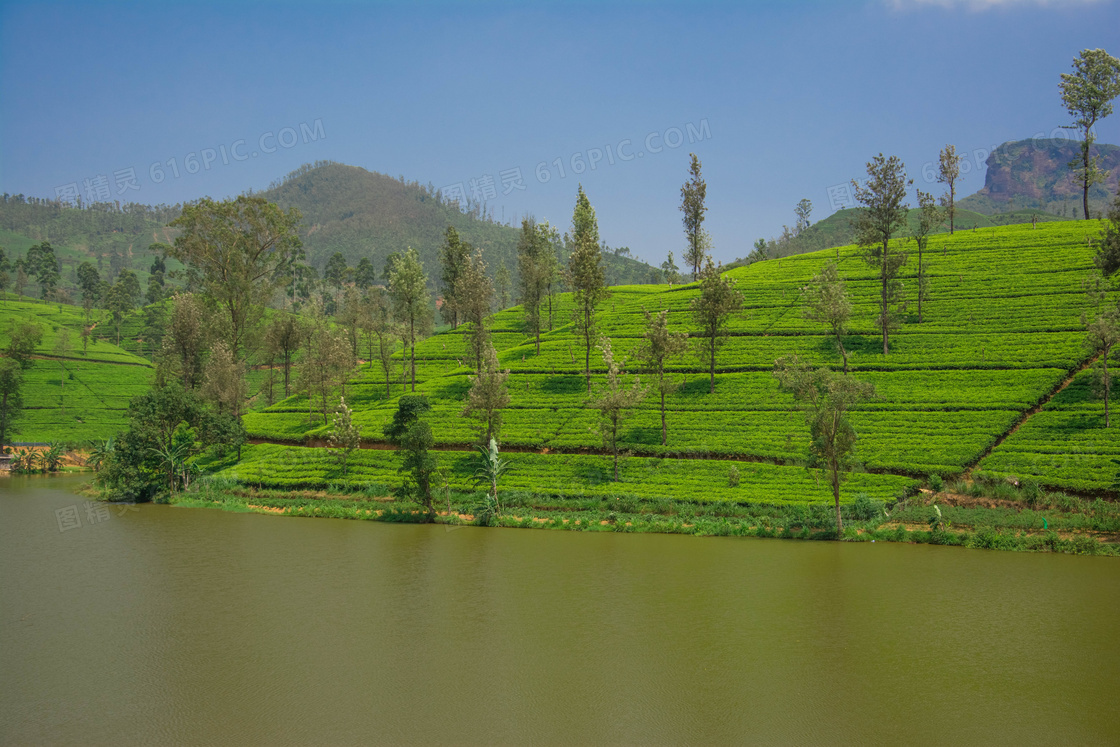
xmin=86 ymin=437 xmax=115 ymax=472
xmin=42 ymin=442 xmax=66 ymax=472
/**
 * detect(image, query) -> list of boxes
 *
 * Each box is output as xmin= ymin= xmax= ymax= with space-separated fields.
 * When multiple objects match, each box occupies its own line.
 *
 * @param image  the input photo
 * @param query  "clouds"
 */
xmin=885 ymin=0 xmax=1109 ymax=11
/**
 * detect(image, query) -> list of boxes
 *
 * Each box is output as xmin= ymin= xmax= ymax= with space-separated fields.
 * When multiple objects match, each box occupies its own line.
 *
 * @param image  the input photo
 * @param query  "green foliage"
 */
xmin=0 ymin=357 xmax=22 ymax=451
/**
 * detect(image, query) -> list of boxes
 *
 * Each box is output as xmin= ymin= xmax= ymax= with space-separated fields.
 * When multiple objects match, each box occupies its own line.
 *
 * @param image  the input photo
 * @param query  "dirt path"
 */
xmin=962 ymin=353 xmax=1099 ymax=478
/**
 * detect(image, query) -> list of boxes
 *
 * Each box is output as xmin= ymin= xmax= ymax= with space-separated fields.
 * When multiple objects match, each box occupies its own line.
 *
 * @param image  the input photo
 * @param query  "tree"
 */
xmin=0 ymin=358 xmax=22 ymax=454
xmin=937 ymin=144 xmax=962 ymax=234
xmin=773 ymin=355 xmax=876 ymax=534
xmin=324 ymin=251 xmax=350 ymax=294
xmin=680 ymin=153 xmax=709 ymax=279
xmin=794 ymin=199 xmax=813 ymax=236
xmin=461 ymin=342 xmax=510 ymax=445
xmin=690 ymin=258 xmax=743 ymax=393
xmin=388 ymin=248 xmax=431 ymax=392
xmin=159 ymin=293 xmax=209 ymax=391
xmin=360 ymin=289 xmax=400 ymax=397
xmin=852 ymin=154 xmax=911 ymax=355
xmin=26 ymin=242 xmax=59 ymax=299
xmin=472 ymin=437 xmax=511 ymax=516
xmin=913 ymin=188 xmax=941 ymax=324
xmin=494 ymin=264 xmax=511 ymax=309
xmin=201 ymin=341 xmax=247 ymax=418
xmin=661 ymin=251 xmax=681 ymax=285
xmin=636 ymin=308 xmax=687 ymax=445
xmin=1059 ymin=49 xmax=1120 ymax=221
xmin=354 ymin=256 xmax=378 ymax=291
xmin=168 ymin=195 xmax=304 ymax=358
xmin=517 ymin=218 xmax=550 ymax=354
xmin=589 ymin=337 xmax=647 ymax=482
xmin=328 ymin=396 xmax=361 ymax=475
xmin=296 ymin=320 xmax=354 ymax=423
xmin=264 ymin=312 xmax=303 ymax=398
xmin=1095 ymin=188 xmax=1120 ymax=278
xmin=803 ymin=262 xmax=852 ymax=374
xmin=0 ymin=247 xmax=9 ymax=303
xmin=456 ymin=250 xmax=494 ymax=372
xmin=53 ymin=328 xmax=71 ymax=414
xmin=77 ymin=261 xmax=100 ymax=317
xmin=438 ymin=226 xmax=471 ymax=329
xmin=5 ymin=321 xmax=42 ymax=368
xmin=104 ymin=277 xmax=133 ymax=346
xmin=384 ymin=395 xmax=436 ymax=521
xmin=568 ymin=185 xmax=609 ymax=393
xmin=1084 ymin=305 xmax=1120 ymax=428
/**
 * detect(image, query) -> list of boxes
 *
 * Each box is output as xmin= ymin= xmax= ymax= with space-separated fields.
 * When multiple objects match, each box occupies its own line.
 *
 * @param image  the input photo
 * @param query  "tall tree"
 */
xmin=461 ymin=342 xmax=510 ymax=445
xmin=690 ymin=258 xmax=743 ymax=393
xmin=0 ymin=358 xmax=22 ymax=454
xmin=852 ymin=154 xmax=911 ymax=355
xmin=296 ymin=320 xmax=354 ymax=423
xmin=568 ymin=186 xmax=608 ymax=393
xmin=168 ymin=195 xmax=304 ymax=358
xmin=384 ymin=395 xmax=436 ymax=521
xmin=438 ymin=226 xmax=471 ymax=329
xmin=913 ymin=188 xmax=941 ymax=324
xmin=803 ymin=262 xmax=852 ymax=374
xmin=328 ymin=397 xmax=361 ymax=475
xmin=661 ymin=251 xmax=681 ymax=285
xmin=636 ymin=308 xmax=687 ymax=445
xmin=494 ymin=264 xmax=511 ymax=309
xmin=937 ymin=144 xmax=961 ymax=234
xmin=158 ymin=293 xmax=208 ymax=390
xmin=589 ymin=337 xmax=647 ymax=482
xmin=201 ymin=341 xmax=248 ymax=418
xmin=1059 ymin=49 xmax=1120 ymax=221
xmin=324 ymin=251 xmax=350 ymax=293
xmin=456 ymin=250 xmax=495 ymax=372
xmin=774 ymin=355 xmax=876 ymax=535
xmin=264 ymin=312 xmax=303 ymax=399
xmin=76 ymin=261 xmax=101 ymax=318
xmin=5 ymin=321 xmax=42 ymax=369
xmin=0 ymin=247 xmax=9 ymax=303
xmin=354 ymin=256 xmax=378 ymax=291
xmin=680 ymin=153 xmax=709 ymax=279
xmin=388 ymin=247 xmax=431 ymax=392
xmin=1084 ymin=304 xmax=1120 ymax=428
xmin=794 ymin=199 xmax=813 ymax=236
xmin=517 ymin=218 xmax=550 ymax=354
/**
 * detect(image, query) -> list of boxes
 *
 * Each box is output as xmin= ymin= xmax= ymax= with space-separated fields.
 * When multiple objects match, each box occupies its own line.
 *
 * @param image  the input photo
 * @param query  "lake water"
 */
xmin=2 ymin=474 xmax=1119 ymax=745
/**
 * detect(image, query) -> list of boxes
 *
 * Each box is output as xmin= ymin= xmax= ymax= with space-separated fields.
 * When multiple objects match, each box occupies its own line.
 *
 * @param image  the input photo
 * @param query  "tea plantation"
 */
xmin=240 ymin=220 xmax=1117 ymax=499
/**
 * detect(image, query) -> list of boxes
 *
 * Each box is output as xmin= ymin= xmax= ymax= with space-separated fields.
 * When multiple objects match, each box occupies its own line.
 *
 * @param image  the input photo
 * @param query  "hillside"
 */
xmin=259 ymin=161 xmax=657 ymax=285
xmin=235 ymin=220 xmax=1118 ymax=501
xmin=0 ymin=164 xmax=659 ymax=294
xmin=959 ymin=138 xmax=1120 ymax=217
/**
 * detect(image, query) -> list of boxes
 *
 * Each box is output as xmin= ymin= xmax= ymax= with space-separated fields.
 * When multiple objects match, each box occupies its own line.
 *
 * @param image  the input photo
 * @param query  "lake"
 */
xmin=2 ymin=474 xmax=1118 ymax=745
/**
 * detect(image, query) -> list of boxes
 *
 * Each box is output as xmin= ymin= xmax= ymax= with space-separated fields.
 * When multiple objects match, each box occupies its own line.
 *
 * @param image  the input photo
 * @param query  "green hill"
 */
xmin=259 ymin=161 xmax=657 ymax=285
xmin=232 ymin=220 xmax=1117 ymax=501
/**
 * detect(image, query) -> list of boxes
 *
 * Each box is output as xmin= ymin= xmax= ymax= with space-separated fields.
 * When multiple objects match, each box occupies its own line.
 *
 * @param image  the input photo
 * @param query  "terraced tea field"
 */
xmin=0 ymin=299 xmax=153 ymax=444
xmin=242 ymin=220 xmax=1118 ymax=500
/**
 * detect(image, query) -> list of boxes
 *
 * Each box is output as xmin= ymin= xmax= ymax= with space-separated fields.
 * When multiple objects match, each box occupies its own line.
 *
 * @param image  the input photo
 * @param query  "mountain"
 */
xmin=258 ymin=161 xmax=657 ymax=286
xmin=959 ymin=138 xmax=1120 ymax=217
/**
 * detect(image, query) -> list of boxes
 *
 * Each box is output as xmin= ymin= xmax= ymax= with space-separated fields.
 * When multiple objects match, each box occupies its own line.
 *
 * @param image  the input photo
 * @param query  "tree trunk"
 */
xmin=881 ymin=249 xmax=890 ymax=355
xmin=1106 ymin=346 xmax=1112 ymax=428
xmin=1082 ymin=138 xmax=1092 ymax=221
xmin=660 ymin=378 xmax=667 ymax=446
xmin=584 ymin=308 xmax=592 ymax=394
xmin=709 ymin=336 xmax=716 ymax=394
xmin=917 ymin=245 xmax=923 ymax=324
xmin=835 ymin=330 xmax=849 ymax=374
xmin=949 ymin=183 xmax=955 ymax=234
xmin=410 ymin=316 xmax=416 ymax=392
xmin=831 ymin=458 xmax=842 ymax=536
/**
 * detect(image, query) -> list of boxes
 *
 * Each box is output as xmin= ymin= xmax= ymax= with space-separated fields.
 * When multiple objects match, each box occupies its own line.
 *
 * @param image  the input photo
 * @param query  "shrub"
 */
xmin=928 ymin=473 xmax=943 ymax=492
xmin=728 ymin=465 xmax=740 ymax=487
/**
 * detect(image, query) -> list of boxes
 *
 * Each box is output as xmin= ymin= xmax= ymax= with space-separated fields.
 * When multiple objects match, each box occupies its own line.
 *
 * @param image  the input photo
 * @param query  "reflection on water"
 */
xmin=2 ymin=474 xmax=1118 ymax=745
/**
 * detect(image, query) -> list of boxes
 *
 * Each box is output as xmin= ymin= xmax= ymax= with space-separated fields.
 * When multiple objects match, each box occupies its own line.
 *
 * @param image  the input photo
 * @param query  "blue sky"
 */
xmin=1 ymin=0 xmax=1118 ymax=265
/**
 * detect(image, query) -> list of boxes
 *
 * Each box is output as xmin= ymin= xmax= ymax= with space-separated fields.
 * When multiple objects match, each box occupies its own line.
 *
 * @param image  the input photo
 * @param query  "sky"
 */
xmin=1 ymin=0 xmax=1118 ymax=266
